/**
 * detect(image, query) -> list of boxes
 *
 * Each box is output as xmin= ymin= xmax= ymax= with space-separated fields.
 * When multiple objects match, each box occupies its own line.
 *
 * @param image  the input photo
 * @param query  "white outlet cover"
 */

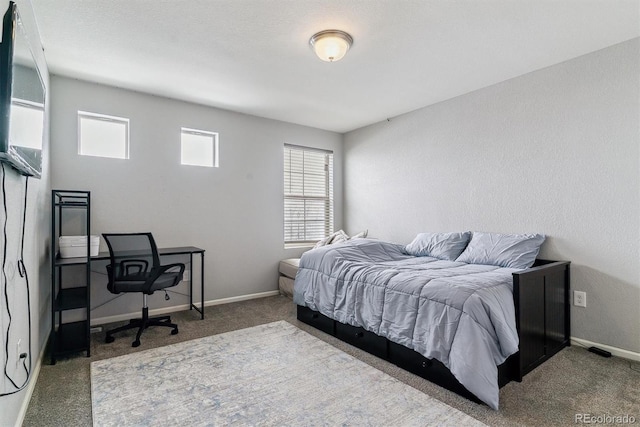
xmin=574 ymin=290 xmax=587 ymax=307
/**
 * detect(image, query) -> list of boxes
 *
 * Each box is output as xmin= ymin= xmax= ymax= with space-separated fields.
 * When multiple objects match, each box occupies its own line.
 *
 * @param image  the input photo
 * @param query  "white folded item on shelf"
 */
xmin=59 ymin=235 xmax=100 ymax=258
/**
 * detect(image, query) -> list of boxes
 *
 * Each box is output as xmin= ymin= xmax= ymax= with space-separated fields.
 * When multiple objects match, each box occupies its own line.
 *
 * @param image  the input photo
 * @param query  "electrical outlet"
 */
xmin=182 ymin=270 xmax=190 ymax=282
xmin=574 ymin=290 xmax=587 ymax=307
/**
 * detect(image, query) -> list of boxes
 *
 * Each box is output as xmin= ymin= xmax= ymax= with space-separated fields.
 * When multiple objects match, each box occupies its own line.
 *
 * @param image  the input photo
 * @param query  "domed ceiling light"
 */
xmin=309 ymin=30 xmax=353 ymax=62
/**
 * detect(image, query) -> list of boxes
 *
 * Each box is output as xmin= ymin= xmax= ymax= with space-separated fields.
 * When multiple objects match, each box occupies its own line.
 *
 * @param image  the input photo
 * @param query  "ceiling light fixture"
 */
xmin=309 ymin=30 xmax=353 ymax=62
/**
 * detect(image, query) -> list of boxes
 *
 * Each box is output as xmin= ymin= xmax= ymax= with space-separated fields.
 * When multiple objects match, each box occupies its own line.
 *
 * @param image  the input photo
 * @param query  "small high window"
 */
xmin=78 ymin=111 xmax=129 ymax=159
xmin=180 ymin=128 xmax=219 ymax=168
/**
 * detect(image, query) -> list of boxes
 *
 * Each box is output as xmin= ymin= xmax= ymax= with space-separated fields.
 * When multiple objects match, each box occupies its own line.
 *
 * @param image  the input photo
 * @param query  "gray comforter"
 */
xmin=293 ymin=239 xmax=520 ymax=410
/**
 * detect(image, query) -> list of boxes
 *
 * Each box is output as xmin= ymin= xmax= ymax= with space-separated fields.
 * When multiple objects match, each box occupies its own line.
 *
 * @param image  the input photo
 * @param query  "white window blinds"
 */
xmin=284 ymin=144 xmax=334 ymax=245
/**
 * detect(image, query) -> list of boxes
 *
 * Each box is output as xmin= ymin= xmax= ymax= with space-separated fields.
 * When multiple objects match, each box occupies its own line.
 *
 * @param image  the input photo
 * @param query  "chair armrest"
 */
xmin=159 ymin=263 xmax=186 ymax=275
xmin=143 ymin=263 xmax=186 ymax=294
xmin=121 ymin=259 xmax=149 ymax=276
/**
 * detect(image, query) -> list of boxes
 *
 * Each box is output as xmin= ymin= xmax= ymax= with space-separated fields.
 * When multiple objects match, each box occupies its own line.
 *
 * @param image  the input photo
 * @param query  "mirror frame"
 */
xmin=0 ymin=1 xmax=46 ymax=178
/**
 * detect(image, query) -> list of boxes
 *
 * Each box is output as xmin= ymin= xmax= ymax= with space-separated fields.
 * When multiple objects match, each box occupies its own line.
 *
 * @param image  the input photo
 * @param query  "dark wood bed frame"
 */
xmin=296 ymin=259 xmax=571 ymax=405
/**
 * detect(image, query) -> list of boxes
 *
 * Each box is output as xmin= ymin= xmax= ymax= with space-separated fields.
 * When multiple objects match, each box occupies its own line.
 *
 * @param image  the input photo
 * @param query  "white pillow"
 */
xmin=313 ymin=230 xmax=349 ymax=249
xmin=455 ymin=232 xmax=545 ymax=269
xmin=350 ymin=230 xmax=368 ymax=239
xmin=404 ymin=232 xmax=471 ymax=260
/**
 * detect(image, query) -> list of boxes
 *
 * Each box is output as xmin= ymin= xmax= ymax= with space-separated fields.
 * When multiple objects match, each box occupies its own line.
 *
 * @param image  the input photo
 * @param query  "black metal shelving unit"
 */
xmin=50 ymin=190 xmax=91 ymax=364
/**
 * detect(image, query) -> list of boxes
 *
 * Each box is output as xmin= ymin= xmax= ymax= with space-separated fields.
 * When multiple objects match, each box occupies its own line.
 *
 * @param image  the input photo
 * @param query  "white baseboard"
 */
xmin=15 ymin=342 xmax=46 ymax=427
xmin=91 ymin=290 xmax=281 ymax=326
xmin=203 ymin=290 xmax=281 ymax=307
xmin=571 ymin=337 xmax=640 ymax=362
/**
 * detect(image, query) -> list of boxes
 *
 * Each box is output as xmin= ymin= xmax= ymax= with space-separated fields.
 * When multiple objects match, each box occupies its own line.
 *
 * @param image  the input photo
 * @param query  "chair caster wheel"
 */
xmin=105 ymin=336 xmax=115 ymax=343
xmin=171 ymin=328 xmax=178 ymax=335
xmin=132 ymin=340 xmax=141 ymax=347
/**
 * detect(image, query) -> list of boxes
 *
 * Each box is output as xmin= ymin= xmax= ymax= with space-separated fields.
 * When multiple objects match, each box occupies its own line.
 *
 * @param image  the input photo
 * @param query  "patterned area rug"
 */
xmin=91 ymin=321 xmax=486 ymax=426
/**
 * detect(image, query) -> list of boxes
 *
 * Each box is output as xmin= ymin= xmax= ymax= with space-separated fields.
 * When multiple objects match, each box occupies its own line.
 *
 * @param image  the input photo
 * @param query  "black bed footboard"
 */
xmin=511 ymin=259 xmax=571 ymax=381
xmin=296 ymin=259 xmax=571 ymax=406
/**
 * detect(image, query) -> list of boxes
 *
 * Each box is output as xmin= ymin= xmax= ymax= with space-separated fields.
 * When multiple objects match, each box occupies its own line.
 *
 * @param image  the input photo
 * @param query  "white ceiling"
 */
xmin=30 ymin=0 xmax=640 ymax=133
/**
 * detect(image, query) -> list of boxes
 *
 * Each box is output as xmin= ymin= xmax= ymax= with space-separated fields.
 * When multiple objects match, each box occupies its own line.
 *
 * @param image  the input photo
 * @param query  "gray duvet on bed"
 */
xmin=293 ymin=238 xmax=520 ymax=410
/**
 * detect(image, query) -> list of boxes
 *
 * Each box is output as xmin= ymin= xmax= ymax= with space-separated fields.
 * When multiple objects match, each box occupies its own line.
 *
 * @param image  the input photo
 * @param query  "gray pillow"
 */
xmin=404 ymin=232 xmax=471 ymax=260
xmin=455 ymin=232 xmax=545 ymax=269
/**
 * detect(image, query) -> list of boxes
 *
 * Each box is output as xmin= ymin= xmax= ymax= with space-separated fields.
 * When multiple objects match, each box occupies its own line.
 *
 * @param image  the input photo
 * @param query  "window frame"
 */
xmin=283 ymin=144 xmax=334 ymax=248
xmin=77 ymin=110 xmax=130 ymax=159
xmin=180 ymin=127 xmax=219 ymax=168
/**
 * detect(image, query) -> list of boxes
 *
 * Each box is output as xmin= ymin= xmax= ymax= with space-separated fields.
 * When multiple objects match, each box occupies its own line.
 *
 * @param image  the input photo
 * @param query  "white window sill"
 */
xmin=284 ymin=242 xmax=315 ymax=250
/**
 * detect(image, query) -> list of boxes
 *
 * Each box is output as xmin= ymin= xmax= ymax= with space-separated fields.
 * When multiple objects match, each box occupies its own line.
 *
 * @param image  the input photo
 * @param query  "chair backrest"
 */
xmin=102 ymin=233 xmax=161 ymax=281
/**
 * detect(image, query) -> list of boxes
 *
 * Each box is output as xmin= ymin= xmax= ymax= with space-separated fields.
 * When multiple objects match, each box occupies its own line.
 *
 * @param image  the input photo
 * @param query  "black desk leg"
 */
xmin=200 ymin=252 xmax=205 ymax=319
xmin=188 ymin=252 xmax=205 ymax=319
xmin=189 ymin=253 xmax=193 ymax=311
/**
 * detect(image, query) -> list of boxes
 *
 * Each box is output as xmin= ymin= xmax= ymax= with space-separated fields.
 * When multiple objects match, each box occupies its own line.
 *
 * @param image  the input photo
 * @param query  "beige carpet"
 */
xmin=91 ymin=321 xmax=486 ymax=426
xmin=24 ymin=296 xmax=640 ymax=426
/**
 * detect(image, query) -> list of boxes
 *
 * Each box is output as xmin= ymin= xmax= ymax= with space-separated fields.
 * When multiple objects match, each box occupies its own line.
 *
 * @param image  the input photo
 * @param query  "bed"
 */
xmin=293 ymin=233 xmax=570 ymax=410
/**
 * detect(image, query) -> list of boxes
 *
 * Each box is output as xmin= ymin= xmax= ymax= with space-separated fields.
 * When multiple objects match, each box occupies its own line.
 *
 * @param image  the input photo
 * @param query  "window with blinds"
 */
xmin=284 ymin=144 xmax=334 ymax=246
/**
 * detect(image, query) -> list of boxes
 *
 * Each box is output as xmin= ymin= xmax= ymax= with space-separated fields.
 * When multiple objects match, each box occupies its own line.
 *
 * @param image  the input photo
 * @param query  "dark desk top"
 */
xmin=54 ymin=246 xmax=205 ymax=266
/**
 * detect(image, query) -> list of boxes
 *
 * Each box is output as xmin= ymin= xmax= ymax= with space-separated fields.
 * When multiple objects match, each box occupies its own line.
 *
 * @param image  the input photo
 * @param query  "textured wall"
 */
xmin=50 ymin=76 xmax=342 ymax=320
xmin=344 ymin=39 xmax=640 ymax=353
xmin=0 ymin=0 xmax=51 ymax=425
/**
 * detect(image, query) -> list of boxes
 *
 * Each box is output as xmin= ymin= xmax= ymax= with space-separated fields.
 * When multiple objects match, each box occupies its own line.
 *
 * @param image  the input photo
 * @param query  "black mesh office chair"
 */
xmin=102 ymin=232 xmax=185 ymax=347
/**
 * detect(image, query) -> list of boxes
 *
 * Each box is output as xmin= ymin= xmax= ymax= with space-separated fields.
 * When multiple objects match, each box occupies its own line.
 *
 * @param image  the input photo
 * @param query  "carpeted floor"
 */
xmin=24 ymin=295 xmax=640 ymax=426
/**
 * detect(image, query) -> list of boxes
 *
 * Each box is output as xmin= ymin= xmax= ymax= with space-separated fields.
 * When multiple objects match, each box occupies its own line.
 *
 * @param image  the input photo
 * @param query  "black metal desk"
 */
xmin=57 ymin=246 xmax=206 ymax=319
xmin=156 ymin=246 xmax=206 ymax=319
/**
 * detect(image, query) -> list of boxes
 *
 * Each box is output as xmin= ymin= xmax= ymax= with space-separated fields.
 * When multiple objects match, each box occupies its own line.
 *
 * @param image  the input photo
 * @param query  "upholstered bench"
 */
xmin=278 ymin=258 xmax=300 ymax=298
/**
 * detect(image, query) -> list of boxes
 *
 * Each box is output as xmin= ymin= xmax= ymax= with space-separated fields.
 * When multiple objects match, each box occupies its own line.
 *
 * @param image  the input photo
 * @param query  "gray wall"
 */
xmin=50 ymin=76 xmax=342 ymax=321
xmin=344 ymin=39 xmax=640 ymax=354
xmin=0 ymin=0 xmax=50 ymax=425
